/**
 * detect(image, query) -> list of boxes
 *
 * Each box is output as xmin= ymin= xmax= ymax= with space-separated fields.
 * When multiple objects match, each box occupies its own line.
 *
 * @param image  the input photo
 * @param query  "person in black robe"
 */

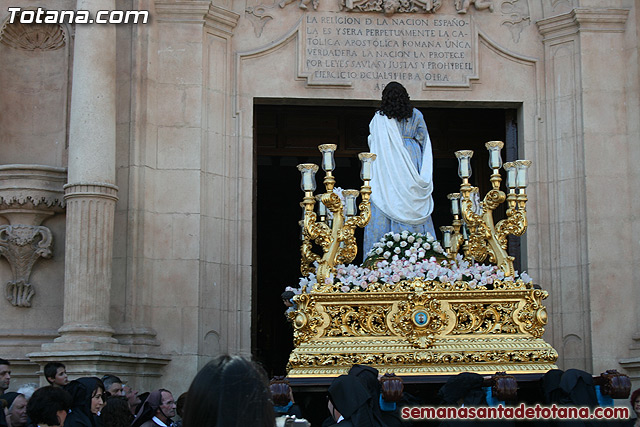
xmin=326 ymin=375 xmax=385 ymax=427
xmin=64 ymin=377 xmax=106 ymax=427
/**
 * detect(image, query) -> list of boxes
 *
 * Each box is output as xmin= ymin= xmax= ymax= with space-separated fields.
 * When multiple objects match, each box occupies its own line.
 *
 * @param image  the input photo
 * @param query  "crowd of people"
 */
xmin=2 ymin=357 xmax=640 ymax=427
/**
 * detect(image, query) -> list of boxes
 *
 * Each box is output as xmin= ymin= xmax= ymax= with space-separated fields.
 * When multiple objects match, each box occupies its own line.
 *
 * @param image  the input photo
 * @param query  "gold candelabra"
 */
xmin=441 ymin=141 xmax=532 ymax=277
xmin=297 ymin=145 xmax=377 ymax=285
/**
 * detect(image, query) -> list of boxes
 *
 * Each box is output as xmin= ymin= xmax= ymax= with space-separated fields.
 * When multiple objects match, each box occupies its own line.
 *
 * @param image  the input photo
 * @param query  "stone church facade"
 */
xmin=0 ymin=0 xmax=639 ymax=394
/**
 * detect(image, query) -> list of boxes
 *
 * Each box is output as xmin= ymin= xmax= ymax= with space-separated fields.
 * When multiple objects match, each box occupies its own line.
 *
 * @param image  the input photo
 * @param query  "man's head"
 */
xmin=8 ymin=393 xmax=28 ymax=427
xmin=124 ymin=385 xmax=141 ymax=415
xmin=101 ymin=375 xmax=124 ymax=397
xmin=44 ymin=362 xmax=68 ymax=387
xmin=0 ymin=359 xmax=10 ymax=392
xmin=156 ymin=390 xmax=176 ymax=422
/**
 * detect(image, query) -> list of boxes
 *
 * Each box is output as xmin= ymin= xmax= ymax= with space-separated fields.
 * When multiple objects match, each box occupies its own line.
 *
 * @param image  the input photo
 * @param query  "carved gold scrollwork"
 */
xmin=515 ymin=289 xmax=548 ymax=338
xmin=286 ymin=285 xmax=557 ymax=376
xmin=324 ymin=304 xmax=392 ymax=336
xmin=495 ymin=209 xmax=527 ymax=248
xmin=450 ymin=302 xmax=519 ymax=334
xmin=393 ymin=293 xmax=447 ymax=348
xmin=291 ymin=293 xmax=324 ymax=346
xmin=288 ymin=348 xmax=558 ymax=371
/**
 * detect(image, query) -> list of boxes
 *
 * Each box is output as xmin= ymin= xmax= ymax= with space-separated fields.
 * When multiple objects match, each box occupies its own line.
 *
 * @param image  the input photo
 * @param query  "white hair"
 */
xmin=16 ymin=383 xmax=38 ymax=400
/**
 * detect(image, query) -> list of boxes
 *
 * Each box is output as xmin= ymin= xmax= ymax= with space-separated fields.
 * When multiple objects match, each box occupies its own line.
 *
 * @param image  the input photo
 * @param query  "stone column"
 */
xmin=537 ymin=7 xmax=631 ymax=372
xmin=29 ymin=0 xmax=171 ymax=385
xmin=55 ymin=0 xmax=119 ymax=345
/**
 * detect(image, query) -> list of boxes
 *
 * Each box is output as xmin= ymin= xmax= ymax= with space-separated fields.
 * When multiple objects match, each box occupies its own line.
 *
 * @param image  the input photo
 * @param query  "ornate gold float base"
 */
xmin=286 ymin=280 xmax=558 ymax=378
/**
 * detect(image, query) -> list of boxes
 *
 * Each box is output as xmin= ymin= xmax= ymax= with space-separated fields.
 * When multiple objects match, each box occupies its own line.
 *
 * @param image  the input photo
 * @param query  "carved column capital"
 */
xmin=63 ymin=182 xmax=119 ymax=203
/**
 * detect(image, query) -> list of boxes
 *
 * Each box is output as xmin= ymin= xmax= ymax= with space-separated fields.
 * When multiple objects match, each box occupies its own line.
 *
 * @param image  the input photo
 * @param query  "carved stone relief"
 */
xmin=245 ymin=0 xmax=496 ymax=37
xmin=0 ymin=165 xmax=66 ymax=308
xmin=500 ymin=0 xmax=530 ymax=43
xmin=0 ymin=8 xmax=66 ymax=51
xmin=0 ymin=225 xmax=53 ymax=307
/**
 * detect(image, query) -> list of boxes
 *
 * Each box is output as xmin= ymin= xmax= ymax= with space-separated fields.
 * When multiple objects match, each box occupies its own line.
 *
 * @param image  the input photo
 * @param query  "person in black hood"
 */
xmin=437 ymin=372 xmax=487 ymax=427
xmin=64 ymin=377 xmax=106 ymax=427
xmin=348 ymin=364 xmax=403 ymax=426
xmin=326 ymin=375 xmax=385 ymax=427
xmin=131 ymin=390 xmax=176 ymax=427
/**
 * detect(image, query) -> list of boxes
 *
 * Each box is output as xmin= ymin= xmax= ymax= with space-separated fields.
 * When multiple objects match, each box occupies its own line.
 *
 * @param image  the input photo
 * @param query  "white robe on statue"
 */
xmin=364 ymin=109 xmax=436 ymax=254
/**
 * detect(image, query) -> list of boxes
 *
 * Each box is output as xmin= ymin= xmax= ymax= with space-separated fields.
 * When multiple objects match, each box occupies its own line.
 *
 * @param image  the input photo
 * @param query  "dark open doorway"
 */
xmin=252 ymin=100 xmax=519 ymax=377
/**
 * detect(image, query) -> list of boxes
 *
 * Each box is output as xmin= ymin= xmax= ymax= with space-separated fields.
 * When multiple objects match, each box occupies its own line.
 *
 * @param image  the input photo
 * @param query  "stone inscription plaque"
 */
xmin=299 ymin=13 xmax=477 ymax=87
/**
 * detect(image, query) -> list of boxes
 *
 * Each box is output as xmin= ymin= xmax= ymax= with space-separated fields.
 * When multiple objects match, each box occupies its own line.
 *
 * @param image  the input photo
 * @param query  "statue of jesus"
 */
xmin=364 ymin=82 xmax=436 ymax=254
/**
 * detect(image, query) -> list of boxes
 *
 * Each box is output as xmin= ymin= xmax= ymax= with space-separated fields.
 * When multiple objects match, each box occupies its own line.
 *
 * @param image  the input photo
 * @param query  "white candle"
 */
xmin=516 ymin=160 xmax=531 ymax=188
xmin=361 ymin=161 xmax=371 ymax=181
xmin=460 ymin=158 xmax=470 ymax=178
xmin=343 ymin=190 xmax=359 ymax=216
xmin=346 ymin=199 xmax=356 ymax=216
xmin=489 ymin=150 xmax=501 ymax=169
xmin=297 ymin=164 xmax=319 ymax=192
xmin=319 ymin=144 xmax=337 ymax=172
xmin=455 ymin=150 xmax=474 ymax=179
xmin=443 ymin=230 xmax=451 ymax=249
xmin=504 ymin=162 xmax=517 ymax=190
xmin=486 ymin=141 xmax=504 ymax=169
xmin=302 ymin=173 xmax=313 ymax=191
xmin=448 ymin=193 xmax=460 ymax=215
xmin=322 ymin=151 xmax=334 ymax=172
xmin=358 ymin=152 xmax=376 ymax=181
xmin=462 ymin=224 xmax=469 ymax=240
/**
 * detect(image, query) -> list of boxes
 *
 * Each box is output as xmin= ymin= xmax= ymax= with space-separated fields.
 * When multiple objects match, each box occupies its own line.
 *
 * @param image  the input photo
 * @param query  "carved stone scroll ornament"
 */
xmin=0 ymin=165 xmax=66 ymax=308
xmin=0 ymin=224 xmax=53 ymax=307
xmin=454 ymin=0 xmax=493 ymax=14
xmin=262 ymin=0 xmax=498 ymax=14
xmin=341 ymin=0 xmax=442 ymax=14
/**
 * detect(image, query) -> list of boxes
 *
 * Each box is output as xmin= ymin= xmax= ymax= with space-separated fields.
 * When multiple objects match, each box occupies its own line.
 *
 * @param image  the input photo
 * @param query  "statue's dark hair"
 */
xmin=379 ymin=81 xmax=413 ymax=121
xmin=182 ymin=355 xmax=275 ymax=427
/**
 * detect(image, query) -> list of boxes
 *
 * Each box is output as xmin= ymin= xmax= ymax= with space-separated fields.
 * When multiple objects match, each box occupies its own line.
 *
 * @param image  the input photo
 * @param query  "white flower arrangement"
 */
xmin=290 ymin=231 xmax=534 ymax=293
xmin=363 ymin=231 xmax=444 ymax=268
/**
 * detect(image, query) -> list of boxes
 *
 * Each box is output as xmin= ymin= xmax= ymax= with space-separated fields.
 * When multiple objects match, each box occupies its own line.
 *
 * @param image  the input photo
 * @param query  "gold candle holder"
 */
xmin=297 ymin=149 xmax=375 ymax=285
xmin=450 ymin=143 xmax=531 ymax=277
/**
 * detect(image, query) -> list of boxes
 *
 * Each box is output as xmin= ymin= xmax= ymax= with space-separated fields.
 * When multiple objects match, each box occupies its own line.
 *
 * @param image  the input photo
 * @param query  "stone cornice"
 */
xmin=154 ymin=1 xmax=239 ymax=35
xmin=205 ymin=4 xmax=240 ymax=35
xmin=0 ymin=164 xmax=67 ymax=210
xmin=537 ymin=8 xmax=630 ymax=41
xmin=154 ymin=1 xmax=212 ymax=23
